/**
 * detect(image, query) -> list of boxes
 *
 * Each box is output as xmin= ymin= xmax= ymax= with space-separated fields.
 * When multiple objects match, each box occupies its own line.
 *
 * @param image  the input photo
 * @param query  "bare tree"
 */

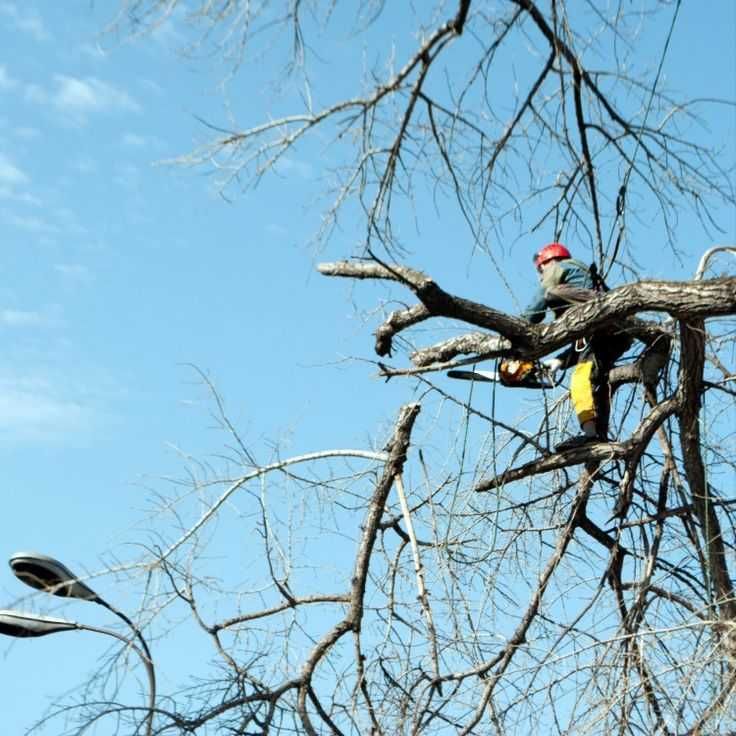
xmin=11 ymin=2 xmax=736 ymax=734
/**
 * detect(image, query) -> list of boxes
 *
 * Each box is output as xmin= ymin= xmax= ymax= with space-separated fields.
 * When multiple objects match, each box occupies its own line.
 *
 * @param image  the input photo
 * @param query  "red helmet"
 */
xmin=533 ymin=242 xmax=571 ymax=269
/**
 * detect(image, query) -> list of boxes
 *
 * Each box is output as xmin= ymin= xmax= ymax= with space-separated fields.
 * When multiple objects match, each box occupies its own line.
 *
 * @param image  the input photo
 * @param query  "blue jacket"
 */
xmin=522 ymin=258 xmax=593 ymax=323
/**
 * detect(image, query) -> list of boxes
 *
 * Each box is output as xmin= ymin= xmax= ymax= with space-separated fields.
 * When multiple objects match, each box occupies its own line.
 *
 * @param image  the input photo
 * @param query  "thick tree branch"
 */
xmin=410 ymin=333 xmax=511 ymax=367
xmin=475 ymin=396 xmax=679 ymax=492
xmin=678 ymin=320 xmax=736 ymax=622
xmin=296 ymin=403 xmax=421 ymax=734
xmin=320 ymin=260 xmax=734 ymax=362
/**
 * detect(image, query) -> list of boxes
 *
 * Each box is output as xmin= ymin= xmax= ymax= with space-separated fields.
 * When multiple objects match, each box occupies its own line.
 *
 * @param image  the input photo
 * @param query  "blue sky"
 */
xmin=0 ymin=1 xmax=734 ymax=733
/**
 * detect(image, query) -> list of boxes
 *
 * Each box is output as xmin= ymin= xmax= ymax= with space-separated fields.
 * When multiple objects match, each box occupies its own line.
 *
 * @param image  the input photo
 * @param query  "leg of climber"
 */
xmin=589 ymin=331 xmax=633 ymax=440
xmin=555 ymin=331 xmax=633 ymax=452
xmin=594 ymin=378 xmax=612 ymax=440
xmin=555 ymin=354 xmax=600 ymax=451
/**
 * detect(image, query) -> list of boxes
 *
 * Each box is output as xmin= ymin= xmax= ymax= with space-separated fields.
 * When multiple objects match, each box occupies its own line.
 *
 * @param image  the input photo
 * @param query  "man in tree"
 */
xmin=523 ymin=243 xmax=632 ymax=451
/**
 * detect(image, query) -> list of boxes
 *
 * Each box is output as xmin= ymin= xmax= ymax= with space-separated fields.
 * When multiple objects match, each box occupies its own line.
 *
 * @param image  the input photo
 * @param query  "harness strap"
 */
xmin=589 ymin=262 xmax=609 ymax=293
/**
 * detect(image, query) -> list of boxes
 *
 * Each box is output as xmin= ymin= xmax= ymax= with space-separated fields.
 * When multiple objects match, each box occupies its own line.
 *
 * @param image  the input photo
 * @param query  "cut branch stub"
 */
xmin=376 ymin=304 xmax=430 ymax=357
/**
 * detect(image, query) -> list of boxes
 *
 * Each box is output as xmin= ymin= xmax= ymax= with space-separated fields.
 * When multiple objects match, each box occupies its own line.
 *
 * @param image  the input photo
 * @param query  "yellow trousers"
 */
xmin=570 ymin=360 xmax=597 ymax=425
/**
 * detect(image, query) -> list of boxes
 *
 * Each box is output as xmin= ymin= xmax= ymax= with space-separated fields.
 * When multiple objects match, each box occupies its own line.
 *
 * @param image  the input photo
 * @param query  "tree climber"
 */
xmin=523 ymin=243 xmax=632 ymax=451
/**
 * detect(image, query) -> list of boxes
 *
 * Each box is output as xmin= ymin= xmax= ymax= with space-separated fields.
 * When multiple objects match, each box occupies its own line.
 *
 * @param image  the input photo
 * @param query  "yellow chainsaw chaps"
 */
xmin=570 ymin=360 xmax=597 ymax=424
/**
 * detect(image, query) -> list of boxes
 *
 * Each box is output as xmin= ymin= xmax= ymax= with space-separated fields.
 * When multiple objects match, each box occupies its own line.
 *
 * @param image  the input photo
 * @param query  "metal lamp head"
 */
xmin=9 ymin=552 xmax=100 ymax=602
xmin=0 ymin=610 xmax=78 ymax=638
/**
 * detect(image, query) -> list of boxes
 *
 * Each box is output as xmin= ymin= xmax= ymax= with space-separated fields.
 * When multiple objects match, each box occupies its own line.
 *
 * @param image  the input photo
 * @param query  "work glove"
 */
xmin=541 ymin=357 xmax=564 ymax=383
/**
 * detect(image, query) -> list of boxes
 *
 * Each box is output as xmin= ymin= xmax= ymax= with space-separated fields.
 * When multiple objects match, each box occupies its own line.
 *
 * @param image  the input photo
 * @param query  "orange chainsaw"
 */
xmin=447 ymin=359 xmax=555 ymax=389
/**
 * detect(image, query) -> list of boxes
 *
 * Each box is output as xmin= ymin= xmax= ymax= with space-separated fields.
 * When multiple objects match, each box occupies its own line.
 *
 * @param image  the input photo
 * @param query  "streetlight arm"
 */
xmin=76 ymin=622 xmax=156 ymax=736
xmin=95 ymin=597 xmax=154 ymax=667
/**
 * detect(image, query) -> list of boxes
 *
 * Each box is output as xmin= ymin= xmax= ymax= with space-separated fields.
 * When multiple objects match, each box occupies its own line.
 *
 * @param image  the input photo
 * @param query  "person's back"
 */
xmin=523 ymin=247 xmax=594 ymax=323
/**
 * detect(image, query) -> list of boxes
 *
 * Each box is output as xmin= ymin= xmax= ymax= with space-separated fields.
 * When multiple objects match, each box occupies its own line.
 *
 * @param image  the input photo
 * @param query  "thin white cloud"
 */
xmin=0 ymin=64 xmax=18 ymax=91
xmin=24 ymin=83 xmax=47 ymax=104
xmin=266 ymin=223 xmax=288 ymax=237
xmin=113 ymin=162 xmax=141 ymax=189
xmin=0 ymin=309 xmax=49 ymax=327
xmin=46 ymin=208 xmax=87 ymax=238
xmin=0 ymin=153 xmax=35 ymax=208
xmin=0 ymin=208 xmax=57 ymax=233
xmin=122 ymin=132 xmax=147 ymax=147
xmin=72 ymin=156 xmax=97 ymax=175
xmin=0 ymin=2 xmax=49 ymax=41
xmin=140 ymin=79 xmax=163 ymax=96
xmin=0 ymin=153 xmax=28 ymax=185
xmin=149 ymin=8 xmax=187 ymax=49
xmin=79 ymin=42 xmax=107 ymax=61
xmin=274 ymin=156 xmax=314 ymax=179
xmin=52 ymin=75 xmax=141 ymax=116
xmin=0 ymin=385 xmax=87 ymax=441
xmin=0 ymin=186 xmax=41 ymax=205
xmin=13 ymin=126 xmax=40 ymax=139
xmin=0 ymin=389 xmax=81 ymax=423
xmin=54 ymin=263 xmax=94 ymax=284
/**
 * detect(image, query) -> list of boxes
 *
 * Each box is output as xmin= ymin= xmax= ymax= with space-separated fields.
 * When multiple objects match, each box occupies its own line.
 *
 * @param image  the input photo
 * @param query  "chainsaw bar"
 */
xmin=447 ymin=369 xmax=554 ymax=390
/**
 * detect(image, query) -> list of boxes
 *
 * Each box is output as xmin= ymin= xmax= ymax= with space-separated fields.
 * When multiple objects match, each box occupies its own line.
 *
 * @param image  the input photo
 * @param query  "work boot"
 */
xmin=555 ymin=434 xmax=601 ymax=452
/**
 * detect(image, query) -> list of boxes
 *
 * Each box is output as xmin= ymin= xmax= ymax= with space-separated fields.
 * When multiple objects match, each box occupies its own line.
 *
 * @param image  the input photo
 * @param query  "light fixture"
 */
xmin=0 ymin=609 xmax=78 ymax=638
xmin=9 ymin=552 xmax=99 ymax=601
xmin=3 ymin=553 xmax=155 ymax=736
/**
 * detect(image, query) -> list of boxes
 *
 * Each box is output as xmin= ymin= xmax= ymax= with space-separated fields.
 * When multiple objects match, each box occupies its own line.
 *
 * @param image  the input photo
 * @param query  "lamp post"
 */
xmin=3 ymin=553 xmax=155 ymax=736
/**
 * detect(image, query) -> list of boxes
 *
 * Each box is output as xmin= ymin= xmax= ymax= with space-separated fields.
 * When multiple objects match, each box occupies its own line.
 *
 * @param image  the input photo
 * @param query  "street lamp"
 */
xmin=8 ymin=552 xmax=153 ymax=661
xmin=9 ymin=552 xmax=100 ymax=601
xmin=0 ymin=610 xmax=77 ymax=637
xmin=3 ymin=553 xmax=155 ymax=736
